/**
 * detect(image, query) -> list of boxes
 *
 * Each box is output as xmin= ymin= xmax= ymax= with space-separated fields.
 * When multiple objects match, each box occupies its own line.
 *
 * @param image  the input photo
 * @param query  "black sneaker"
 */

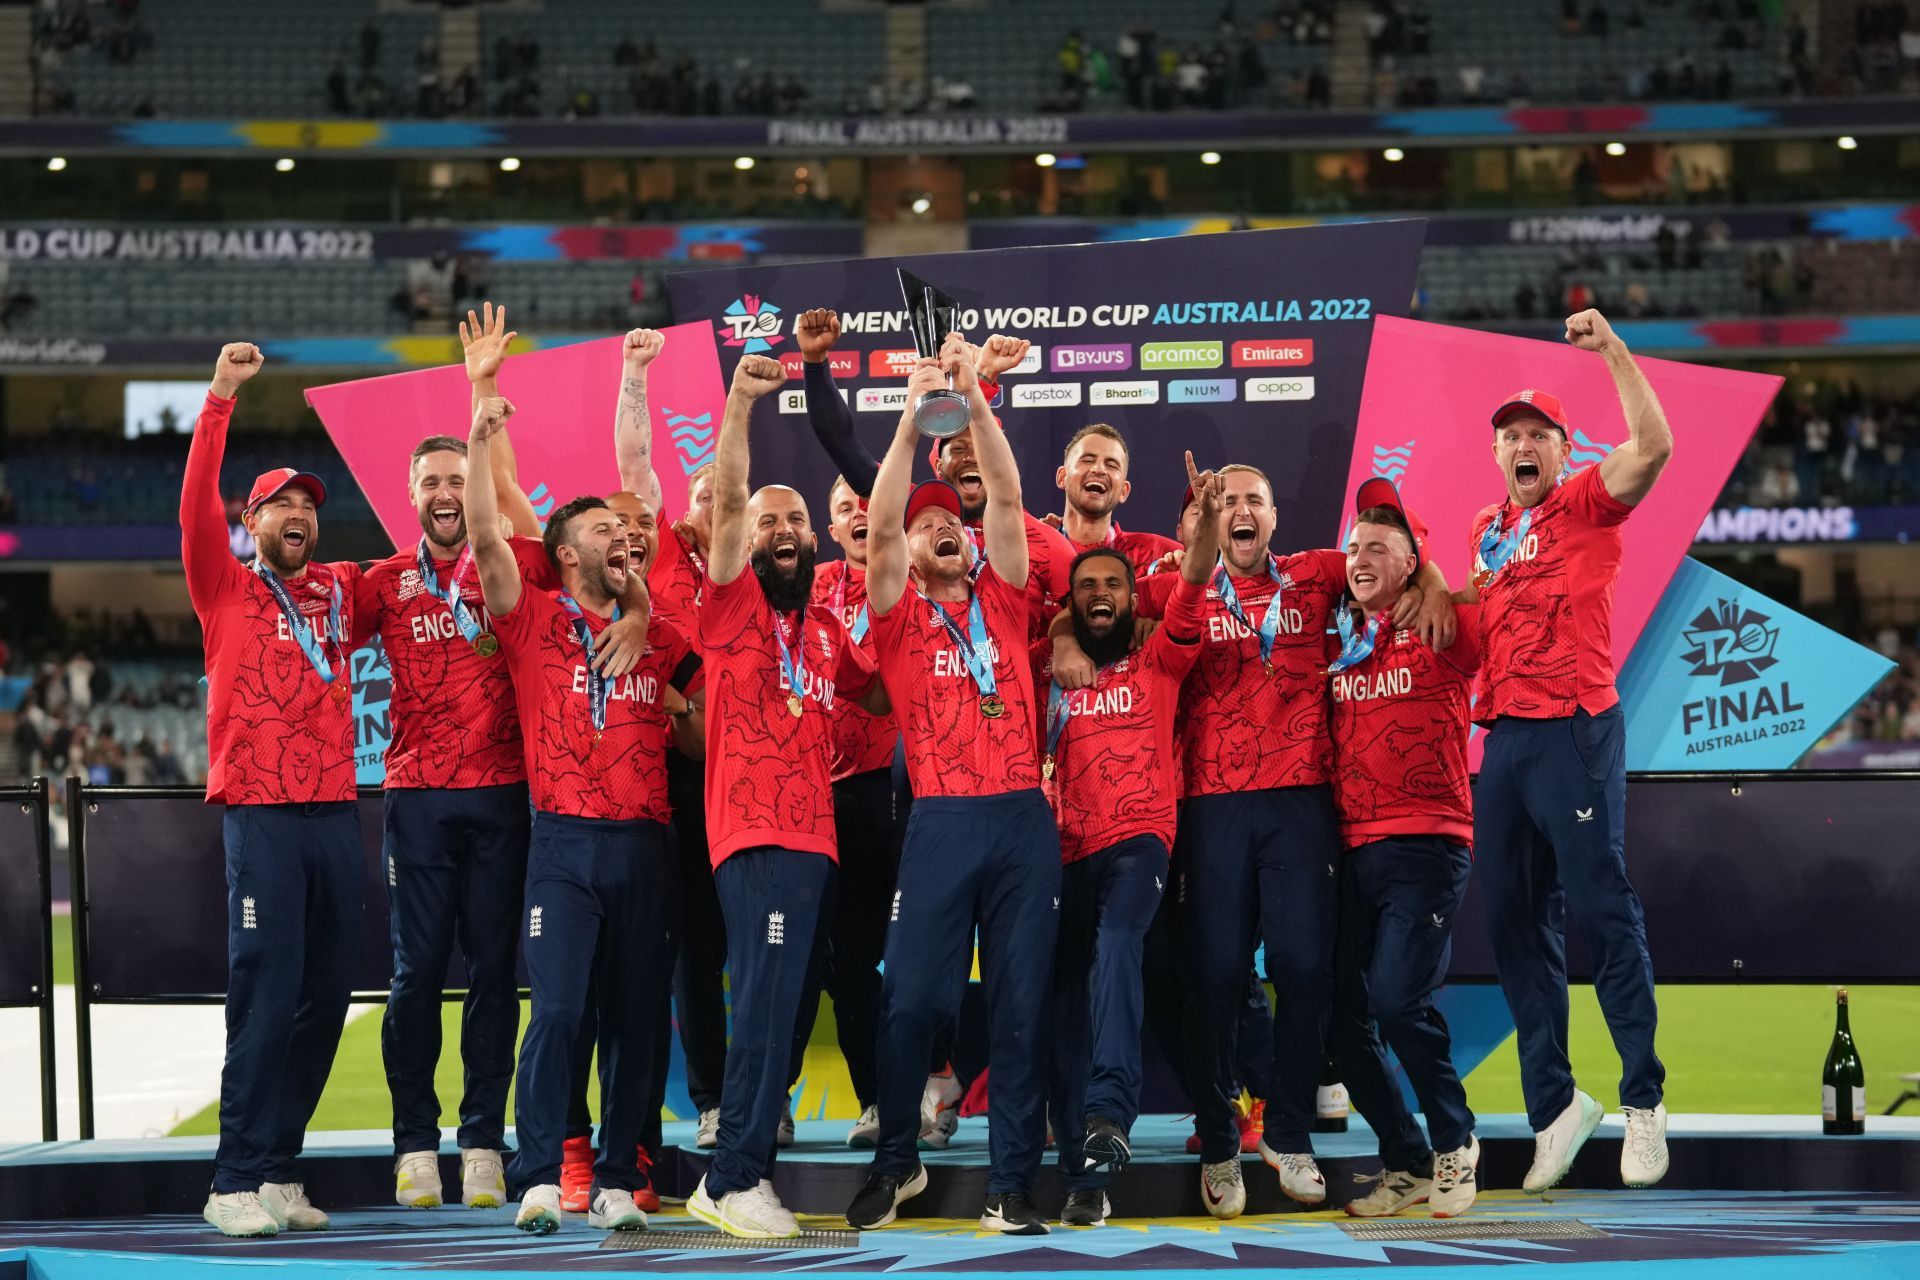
xmin=1081 ymin=1115 xmax=1132 ymax=1172
xmin=846 ymin=1164 xmax=928 ymax=1230
xmin=980 ymin=1191 xmax=1050 ymax=1236
xmin=1060 ymin=1189 xmax=1110 ymax=1227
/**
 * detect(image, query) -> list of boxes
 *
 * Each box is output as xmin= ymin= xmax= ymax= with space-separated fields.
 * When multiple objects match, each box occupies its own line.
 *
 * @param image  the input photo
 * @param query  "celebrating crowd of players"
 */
xmin=182 ymin=297 xmax=1675 ymax=1241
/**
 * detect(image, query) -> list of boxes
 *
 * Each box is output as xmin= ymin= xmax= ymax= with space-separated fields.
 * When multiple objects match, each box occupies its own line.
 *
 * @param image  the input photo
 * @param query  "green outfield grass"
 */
xmin=166 ymin=984 xmax=1920 ymax=1136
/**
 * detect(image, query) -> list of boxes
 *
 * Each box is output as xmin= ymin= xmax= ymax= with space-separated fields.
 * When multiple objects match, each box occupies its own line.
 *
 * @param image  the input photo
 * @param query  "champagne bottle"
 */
xmin=1822 ymin=987 xmax=1866 ymax=1136
xmin=1314 ymin=1058 xmax=1350 ymax=1133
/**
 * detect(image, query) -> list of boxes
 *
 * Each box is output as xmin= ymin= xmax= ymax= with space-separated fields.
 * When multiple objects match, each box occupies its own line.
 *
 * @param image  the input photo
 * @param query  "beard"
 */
xmin=1072 ymin=607 xmax=1134 ymax=669
xmin=418 ymin=504 xmax=467 ymax=550
xmin=752 ymin=541 xmax=817 ymax=613
xmin=256 ymin=530 xmax=312 ymax=576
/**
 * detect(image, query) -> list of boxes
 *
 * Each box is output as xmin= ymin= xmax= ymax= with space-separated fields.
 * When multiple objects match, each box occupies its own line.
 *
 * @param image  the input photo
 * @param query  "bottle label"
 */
xmin=1823 ymin=1084 xmax=1837 ymax=1122
xmin=1852 ymin=1085 xmax=1867 ymax=1122
xmin=1316 ymin=1082 xmax=1349 ymax=1120
xmin=1824 ymin=1085 xmax=1868 ymax=1123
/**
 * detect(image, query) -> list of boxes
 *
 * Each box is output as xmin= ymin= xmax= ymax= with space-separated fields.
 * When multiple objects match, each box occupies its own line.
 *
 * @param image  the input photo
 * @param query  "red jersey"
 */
xmin=810 ymin=559 xmax=897 ymax=781
xmin=492 ymin=587 xmax=699 ymax=822
xmin=870 ymin=563 xmax=1041 ymax=799
xmin=1067 ymin=520 xmax=1181 ymax=578
xmin=181 ymin=392 xmax=361 ymax=806
xmin=352 ymin=537 xmax=556 ymax=790
xmin=1327 ymin=605 xmax=1483 ymax=849
xmin=1469 ymin=464 xmax=1633 ymax=724
xmin=1031 ymin=576 xmax=1205 ymax=862
xmin=1137 ymin=548 xmax=1347 ymax=796
xmin=700 ymin=570 xmax=878 ymax=866
xmin=965 ymin=511 xmax=1078 ymax=640
xmin=648 ymin=525 xmax=708 ymax=623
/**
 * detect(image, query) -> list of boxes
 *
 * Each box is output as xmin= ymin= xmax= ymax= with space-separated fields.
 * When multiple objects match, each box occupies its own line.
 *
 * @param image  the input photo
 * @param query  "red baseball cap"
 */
xmin=1490 ymin=388 xmax=1570 ymax=434
xmin=904 ymin=479 xmax=964 ymax=528
xmin=244 ymin=468 xmax=328 ymax=517
xmin=1353 ymin=476 xmax=1427 ymax=568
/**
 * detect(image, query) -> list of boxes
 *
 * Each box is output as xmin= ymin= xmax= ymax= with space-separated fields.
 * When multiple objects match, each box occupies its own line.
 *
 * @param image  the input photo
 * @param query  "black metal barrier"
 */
xmin=58 ymin=772 xmax=1920 ymax=1139
xmin=0 ymin=779 xmax=56 ymax=1140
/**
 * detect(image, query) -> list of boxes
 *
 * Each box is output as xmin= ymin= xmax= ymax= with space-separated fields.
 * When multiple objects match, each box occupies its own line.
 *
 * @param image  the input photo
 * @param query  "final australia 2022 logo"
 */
xmin=718 ymin=295 xmax=785 ymax=353
xmin=1677 ymin=598 xmax=1804 ymax=752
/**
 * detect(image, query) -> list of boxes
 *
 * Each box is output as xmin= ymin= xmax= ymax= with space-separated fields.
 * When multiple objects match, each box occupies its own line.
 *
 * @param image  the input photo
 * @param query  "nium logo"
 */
xmin=717 ymin=295 xmax=785 ymax=352
xmin=1168 ymin=379 xmax=1236 ymax=404
xmin=1681 ymin=599 xmax=1781 ymax=686
xmin=1011 ymin=382 xmax=1084 ymax=407
xmin=856 ymin=387 xmax=911 ymax=412
xmin=1245 ymin=376 xmax=1317 ymax=402
xmin=1091 ymin=380 xmax=1160 ymax=405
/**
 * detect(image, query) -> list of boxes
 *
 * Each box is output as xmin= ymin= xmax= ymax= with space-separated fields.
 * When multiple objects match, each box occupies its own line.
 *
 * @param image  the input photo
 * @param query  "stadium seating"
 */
xmin=1415 ymin=242 xmax=1752 ymax=320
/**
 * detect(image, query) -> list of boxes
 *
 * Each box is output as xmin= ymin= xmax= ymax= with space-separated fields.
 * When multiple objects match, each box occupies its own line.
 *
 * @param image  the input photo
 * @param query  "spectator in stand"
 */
xmin=1755 ymin=461 xmax=1801 ymax=506
xmin=326 ymin=63 xmax=350 ymax=114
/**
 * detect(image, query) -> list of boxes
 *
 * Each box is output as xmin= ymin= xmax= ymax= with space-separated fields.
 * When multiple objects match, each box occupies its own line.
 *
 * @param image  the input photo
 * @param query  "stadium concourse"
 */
xmin=5 ymin=0 xmax=1920 ymax=1276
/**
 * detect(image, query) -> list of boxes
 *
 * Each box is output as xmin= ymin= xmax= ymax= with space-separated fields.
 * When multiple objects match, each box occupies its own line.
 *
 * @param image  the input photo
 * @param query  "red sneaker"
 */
xmin=632 ymin=1144 xmax=661 ymax=1213
xmin=1240 ymin=1100 xmax=1265 ymax=1154
xmin=560 ymin=1135 xmax=594 ymax=1214
xmin=1185 ymin=1115 xmax=1203 ymax=1155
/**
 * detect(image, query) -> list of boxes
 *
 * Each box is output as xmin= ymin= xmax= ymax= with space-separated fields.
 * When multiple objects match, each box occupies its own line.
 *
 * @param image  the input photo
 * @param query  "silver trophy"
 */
xmin=899 ymin=269 xmax=972 ymax=439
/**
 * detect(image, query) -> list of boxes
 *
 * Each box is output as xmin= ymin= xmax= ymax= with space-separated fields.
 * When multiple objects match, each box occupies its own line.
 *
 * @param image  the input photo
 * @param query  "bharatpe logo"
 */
xmin=718 ymin=295 xmax=785 ymax=352
xmin=1681 ymin=599 xmax=1781 ymax=686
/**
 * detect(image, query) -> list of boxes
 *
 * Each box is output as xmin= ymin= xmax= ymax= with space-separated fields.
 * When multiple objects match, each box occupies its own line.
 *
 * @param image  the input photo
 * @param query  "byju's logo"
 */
xmin=1682 ymin=599 xmax=1780 ymax=686
xmin=718 ymin=295 xmax=785 ymax=352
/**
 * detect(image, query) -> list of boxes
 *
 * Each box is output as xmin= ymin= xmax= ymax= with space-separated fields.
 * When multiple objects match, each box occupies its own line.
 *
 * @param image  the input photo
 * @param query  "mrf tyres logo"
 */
xmin=1678 ymin=598 xmax=1803 ymax=748
xmin=718 ymin=295 xmax=785 ymax=352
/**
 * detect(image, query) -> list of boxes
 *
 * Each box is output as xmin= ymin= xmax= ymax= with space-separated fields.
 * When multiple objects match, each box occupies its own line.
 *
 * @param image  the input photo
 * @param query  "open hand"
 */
xmin=460 ymin=302 xmax=517 ymax=383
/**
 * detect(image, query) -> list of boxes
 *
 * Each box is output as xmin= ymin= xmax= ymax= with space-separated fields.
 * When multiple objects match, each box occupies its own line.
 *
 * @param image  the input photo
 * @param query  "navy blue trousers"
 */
xmin=872 ymin=790 xmax=1061 ymax=1195
xmin=709 ymin=848 xmax=835 ymax=1197
xmin=1477 ymin=708 xmax=1664 ymax=1130
xmin=1179 ymin=785 xmax=1339 ymax=1161
xmin=669 ymin=754 xmax=729 ymax=1115
xmin=211 ymin=802 xmax=365 ymax=1193
xmin=1331 ymin=836 xmax=1476 ymax=1170
xmin=507 ymin=811 xmax=674 ymax=1195
xmin=381 ymin=783 xmax=529 ymax=1155
xmin=1049 ymin=834 xmax=1169 ymax=1192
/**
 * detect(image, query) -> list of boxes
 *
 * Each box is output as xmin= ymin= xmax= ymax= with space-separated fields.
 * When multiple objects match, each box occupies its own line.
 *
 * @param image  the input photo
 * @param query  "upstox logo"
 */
xmin=1141 ymin=340 xmax=1223 ymax=370
xmin=1246 ymin=376 xmax=1316 ymax=402
xmin=1011 ymin=382 xmax=1083 ymax=407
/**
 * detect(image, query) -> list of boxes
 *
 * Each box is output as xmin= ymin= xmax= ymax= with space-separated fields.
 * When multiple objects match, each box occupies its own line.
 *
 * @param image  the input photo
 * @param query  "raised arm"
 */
xmin=463 ymin=394 xmax=524 ymax=619
xmin=1575 ymin=309 xmax=1674 ymax=508
xmin=864 ymin=363 xmax=932 ymax=617
xmin=180 ymin=343 xmax=265 ymax=611
xmin=707 ymin=354 xmax=788 ymax=587
xmin=957 ymin=332 xmax=1029 ymax=591
xmin=1181 ymin=451 xmax=1222 ymax=584
xmin=797 ymin=308 xmax=881 ymax=497
xmin=614 ymin=327 xmax=666 ymax=511
xmin=459 ymin=303 xmax=541 ymax=537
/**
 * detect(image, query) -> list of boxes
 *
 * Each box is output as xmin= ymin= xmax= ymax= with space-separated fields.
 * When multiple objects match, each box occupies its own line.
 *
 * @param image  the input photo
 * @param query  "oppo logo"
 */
xmin=1246 ymin=376 xmax=1316 ymax=402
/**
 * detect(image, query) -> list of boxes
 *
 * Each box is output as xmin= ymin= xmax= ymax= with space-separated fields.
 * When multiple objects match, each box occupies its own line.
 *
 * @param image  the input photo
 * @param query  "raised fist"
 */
xmin=622 ymin=328 xmax=665 ymax=369
xmin=211 ymin=342 xmax=264 ymax=397
xmin=976 ymin=334 xmax=1030 ymax=382
xmin=795 ymin=308 xmax=841 ymax=362
xmin=731 ymin=354 xmax=787 ymax=400
xmin=470 ymin=394 xmax=516 ymax=441
xmin=1564 ymin=308 xmax=1619 ymax=355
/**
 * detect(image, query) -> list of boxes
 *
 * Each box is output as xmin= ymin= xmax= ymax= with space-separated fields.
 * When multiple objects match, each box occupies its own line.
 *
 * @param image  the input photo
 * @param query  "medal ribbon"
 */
xmin=558 ymin=594 xmax=621 ymax=731
xmin=1212 ymin=556 xmax=1288 ymax=670
xmin=773 ymin=610 xmax=810 ymax=711
xmin=833 ymin=567 xmax=872 ymax=642
xmin=252 ymin=561 xmax=342 ymax=685
xmin=1326 ymin=605 xmax=1382 ymax=674
xmin=916 ymin=586 xmax=997 ymax=701
xmin=416 ymin=539 xmax=483 ymax=645
xmin=1475 ymin=505 xmax=1534 ymax=585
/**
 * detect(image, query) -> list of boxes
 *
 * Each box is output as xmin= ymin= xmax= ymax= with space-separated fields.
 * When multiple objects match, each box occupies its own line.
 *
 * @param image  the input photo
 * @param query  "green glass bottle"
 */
xmin=1823 ymin=987 xmax=1865 ymax=1136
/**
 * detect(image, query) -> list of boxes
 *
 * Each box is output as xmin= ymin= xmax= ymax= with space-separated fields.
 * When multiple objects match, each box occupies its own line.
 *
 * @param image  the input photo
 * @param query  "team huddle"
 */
xmin=183 ymin=297 xmax=1675 ymax=1241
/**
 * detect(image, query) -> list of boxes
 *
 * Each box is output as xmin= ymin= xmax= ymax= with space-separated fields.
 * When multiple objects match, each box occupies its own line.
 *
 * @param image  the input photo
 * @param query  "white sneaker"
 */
xmin=515 ymin=1183 xmax=563 ymax=1234
xmin=847 ymin=1104 xmax=881 ymax=1148
xmin=1257 ymin=1139 xmax=1327 ymax=1205
xmin=204 ymin=1190 xmax=279 ymax=1237
xmin=1199 ymin=1157 xmax=1245 ymax=1220
xmin=696 ymin=1108 xmax=722 ymax=1150
xmin=1621 ymin=1103 xmax=1669 ymax=1188
xmin=461 ymin=1148 xmax=506 ymax=1209
xmin=395 ymin=1151 xmax=443 ymax=1209
xmin=918 ymin=1071 xmax=962 ymax=1149
xmin=1344 ymin=1168 xmax=1432 ymax=1218
xmin=1524 ymin=1090 xmax=1605 ymax=1194
xmin=259 ymin=1182 xmax=328 ymax=1230
xmin=688 ymin=1175 xmax=802 ymax=1240
xmin=778 ymin=1102 xmax=796 ymax=1148
xmin=1431 ymin=1136 xmax=1480 ymax=1218
xmin=588 ymin=1187 xmax=648 ymax=1231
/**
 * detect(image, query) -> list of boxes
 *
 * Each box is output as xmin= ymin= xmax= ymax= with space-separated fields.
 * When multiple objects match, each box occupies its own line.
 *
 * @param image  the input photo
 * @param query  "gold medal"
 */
xmin=788 ymin=693 xmax=804 ymax=718
xmin=474 ymin=633 xmax=498 ymax=658
xmin=980 ymin=694 xmax=1006 ymax=719
xmin=1471 ymin=568 xmax=1491 ymax=590
xmin=1042 ymin=757 xmax=1055 ymax=781
xmin=593 ymin=729 xmax=603 ymax=747
xmin=1262 ymin=659 xmax=1274 ymax=676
